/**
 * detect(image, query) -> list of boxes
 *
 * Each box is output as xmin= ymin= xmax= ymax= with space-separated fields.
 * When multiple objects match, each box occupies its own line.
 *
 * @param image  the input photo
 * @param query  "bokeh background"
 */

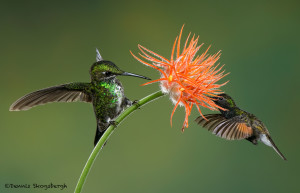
xmin=1 ymin=0 xmax=299 ymax=193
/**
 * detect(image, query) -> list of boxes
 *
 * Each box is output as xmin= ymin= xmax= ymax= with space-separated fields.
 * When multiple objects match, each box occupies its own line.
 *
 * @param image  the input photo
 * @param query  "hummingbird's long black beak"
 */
xmin=121 ymin=72 xmax=151 ymax=80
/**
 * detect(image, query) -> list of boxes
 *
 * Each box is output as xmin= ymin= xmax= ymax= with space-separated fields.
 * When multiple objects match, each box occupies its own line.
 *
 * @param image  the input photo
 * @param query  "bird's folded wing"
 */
xmin=195 ymin=114 xmax=253 ymax=140
xmin=9 ymin=83 xmax=92 ymax=111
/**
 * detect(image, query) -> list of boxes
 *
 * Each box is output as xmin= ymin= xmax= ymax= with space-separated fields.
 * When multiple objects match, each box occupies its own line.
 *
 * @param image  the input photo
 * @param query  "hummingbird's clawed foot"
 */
xmin=132 ymin=100 xmax=141 ymax=109
xmin=109 ymin=120 xmax=118 ymax=127
xmin=246 ymin=136 xmax=258 ymax=145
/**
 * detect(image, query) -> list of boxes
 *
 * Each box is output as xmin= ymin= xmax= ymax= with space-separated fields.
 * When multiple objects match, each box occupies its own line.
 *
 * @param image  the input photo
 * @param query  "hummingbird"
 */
xmin=195 ymin=93 xmax=287 ymax=160
xmin=9 ymin=48 xmax=151 ymax=146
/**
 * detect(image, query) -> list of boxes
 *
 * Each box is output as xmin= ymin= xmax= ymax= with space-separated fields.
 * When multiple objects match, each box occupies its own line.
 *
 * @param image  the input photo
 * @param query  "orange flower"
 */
xmin=131 ymin=26 xmax=228 ymax=131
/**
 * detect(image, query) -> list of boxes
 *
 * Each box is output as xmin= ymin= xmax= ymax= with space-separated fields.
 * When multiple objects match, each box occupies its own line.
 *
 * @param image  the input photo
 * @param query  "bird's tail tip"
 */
xmin=267 ymin=135 xmax=287 ymax=161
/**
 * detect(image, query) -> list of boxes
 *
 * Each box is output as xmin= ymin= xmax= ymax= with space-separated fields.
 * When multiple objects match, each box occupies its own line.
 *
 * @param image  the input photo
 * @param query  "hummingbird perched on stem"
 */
xmin=195 ymin=93 xmax=287 ymax=160
xmin=9 ymin=49 xmax=150 ymax=146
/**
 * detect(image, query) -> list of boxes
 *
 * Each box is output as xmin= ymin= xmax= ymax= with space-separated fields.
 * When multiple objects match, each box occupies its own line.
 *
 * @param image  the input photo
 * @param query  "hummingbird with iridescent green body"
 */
xmin=9 ymin=49 xmax=150 ymax=146
xmin=195 ymin=93 xmax=287 ymax=160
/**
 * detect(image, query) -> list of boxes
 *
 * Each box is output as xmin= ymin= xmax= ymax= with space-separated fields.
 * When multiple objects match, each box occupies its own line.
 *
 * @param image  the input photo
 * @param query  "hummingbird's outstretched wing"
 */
xmin=195 ymin=114 xmax=253 ymax=140
xmin=9 ymin=83 xmax=92 ymax=111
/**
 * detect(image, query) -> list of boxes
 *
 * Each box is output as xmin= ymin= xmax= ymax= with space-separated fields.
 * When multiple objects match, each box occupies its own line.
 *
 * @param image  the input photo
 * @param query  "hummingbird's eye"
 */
xmin=219 ymin=97 xmax=224 ymax=100
xmin=104 ymin=71 xmax=112 ymax=76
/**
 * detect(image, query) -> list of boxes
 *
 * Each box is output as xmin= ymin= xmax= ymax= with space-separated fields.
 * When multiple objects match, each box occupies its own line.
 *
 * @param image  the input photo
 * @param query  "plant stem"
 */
xmin=74 ymin=90 xmax=165 ymax=193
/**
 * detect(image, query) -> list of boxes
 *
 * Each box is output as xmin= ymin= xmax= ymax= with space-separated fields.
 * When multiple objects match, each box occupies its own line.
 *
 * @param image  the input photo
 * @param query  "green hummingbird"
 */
xmin=195 ymin=93 xmax=287 ymax=160
xmin=9 ymin=48 xmax=150 ymax=146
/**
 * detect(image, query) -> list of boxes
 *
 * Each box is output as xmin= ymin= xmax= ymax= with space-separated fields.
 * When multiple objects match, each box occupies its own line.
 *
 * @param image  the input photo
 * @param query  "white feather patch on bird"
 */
xmin=260 ymin=134 xmax=272 ymax=147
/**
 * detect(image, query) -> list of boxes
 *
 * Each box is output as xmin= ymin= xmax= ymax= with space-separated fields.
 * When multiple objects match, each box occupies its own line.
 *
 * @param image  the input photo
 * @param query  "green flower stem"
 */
xmin=74 ymin=90 xmax=165 ymax=193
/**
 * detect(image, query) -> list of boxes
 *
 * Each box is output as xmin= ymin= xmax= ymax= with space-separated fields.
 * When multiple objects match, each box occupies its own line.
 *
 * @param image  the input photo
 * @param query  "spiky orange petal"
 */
xmin=131 ymin=26 xmax=228 ymax=130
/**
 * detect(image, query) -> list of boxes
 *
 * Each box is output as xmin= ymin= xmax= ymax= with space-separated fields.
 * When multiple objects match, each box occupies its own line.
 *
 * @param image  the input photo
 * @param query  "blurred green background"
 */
xmin=1 ymin=0 xmax=299 ymax=193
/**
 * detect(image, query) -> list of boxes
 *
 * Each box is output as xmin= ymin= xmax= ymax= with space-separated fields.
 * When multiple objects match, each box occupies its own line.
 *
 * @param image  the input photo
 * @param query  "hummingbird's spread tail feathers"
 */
xmin=9 ymin=83 xmax=92 ymax=111
xmin=195 ymin=114 xmax=253 ymax=140
xmin=261 ymin=134 xmax=287 ymax=160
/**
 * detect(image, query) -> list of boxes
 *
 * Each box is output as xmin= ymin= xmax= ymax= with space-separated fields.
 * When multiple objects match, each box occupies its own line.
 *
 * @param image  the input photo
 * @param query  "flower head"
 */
xmin=131 ymin=26 xmax=228 ymax=131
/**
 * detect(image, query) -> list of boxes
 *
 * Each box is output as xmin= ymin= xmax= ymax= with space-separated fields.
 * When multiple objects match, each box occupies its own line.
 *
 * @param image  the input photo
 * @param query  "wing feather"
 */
xmin=9 ymin=83 xmax=92 ymax=111
xmin=214 ymin=120 xmax=231 ymax=136
xmin=195 ymin=114 xmax=253 ymax=140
